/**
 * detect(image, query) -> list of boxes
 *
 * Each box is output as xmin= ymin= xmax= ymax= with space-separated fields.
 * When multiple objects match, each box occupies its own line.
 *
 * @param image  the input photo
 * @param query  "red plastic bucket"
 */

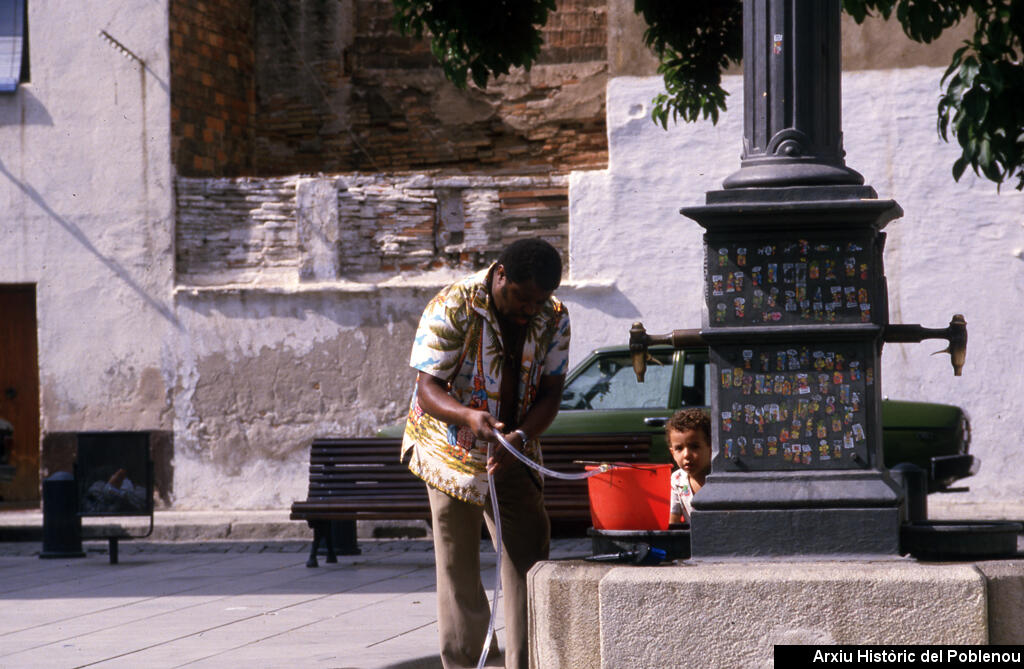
xmin=586 ymin=463 xmax=673 ymax=531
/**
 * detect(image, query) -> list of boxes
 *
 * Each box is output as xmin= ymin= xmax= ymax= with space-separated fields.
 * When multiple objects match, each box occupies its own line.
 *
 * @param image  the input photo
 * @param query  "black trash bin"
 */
xmin=40 ymin=471 xmax=86 ymax=559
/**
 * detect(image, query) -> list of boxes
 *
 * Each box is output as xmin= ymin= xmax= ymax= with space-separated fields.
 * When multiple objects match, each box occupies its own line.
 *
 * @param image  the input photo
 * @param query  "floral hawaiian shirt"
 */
xmin=401 ymin=264 xmax=571 ymax=505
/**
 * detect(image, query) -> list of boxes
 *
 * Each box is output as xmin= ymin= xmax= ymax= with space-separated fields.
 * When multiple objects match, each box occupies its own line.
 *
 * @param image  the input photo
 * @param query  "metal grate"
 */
xmin=75 ymin=432 xmax=154 ymax=517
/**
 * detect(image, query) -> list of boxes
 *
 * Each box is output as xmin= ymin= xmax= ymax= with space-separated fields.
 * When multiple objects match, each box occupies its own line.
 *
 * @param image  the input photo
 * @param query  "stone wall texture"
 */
xmin=176 ymin=174 xmax=568 ymax=285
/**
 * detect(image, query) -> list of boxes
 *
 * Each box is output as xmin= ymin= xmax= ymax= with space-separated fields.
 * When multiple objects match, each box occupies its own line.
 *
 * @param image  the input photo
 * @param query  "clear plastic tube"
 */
xmin=490 ymin=429 xmax=610 ymax=480
xmin=477 ymin=442 xmax=502 ymax=669
xmin=476 ymin=430 xmax=611 ymax=668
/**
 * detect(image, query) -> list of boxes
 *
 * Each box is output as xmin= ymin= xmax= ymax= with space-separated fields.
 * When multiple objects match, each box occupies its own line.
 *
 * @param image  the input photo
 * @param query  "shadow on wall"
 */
xmin=0 ymin=88 xmax=54 ymax=127
xmin=0 ymin=157 xmax=182 ymax=330
xmin=562 ymin=284 xmax=643 ymax=320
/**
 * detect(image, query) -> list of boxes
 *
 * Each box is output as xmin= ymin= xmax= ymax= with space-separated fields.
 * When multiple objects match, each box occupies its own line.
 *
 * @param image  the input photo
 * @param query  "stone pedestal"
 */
xmin=529 ymin=559 xmax=1024 ymax=668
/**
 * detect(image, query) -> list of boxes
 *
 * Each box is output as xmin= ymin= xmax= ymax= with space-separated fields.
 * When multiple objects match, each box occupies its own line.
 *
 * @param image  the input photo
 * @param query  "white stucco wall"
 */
xmin=169 ymin=286 xmax=432 ymax=509
xmin=0 ymin=4 xmax=175 ymax=431
xmin=562 ymin=70 xmax=1024 ymax=505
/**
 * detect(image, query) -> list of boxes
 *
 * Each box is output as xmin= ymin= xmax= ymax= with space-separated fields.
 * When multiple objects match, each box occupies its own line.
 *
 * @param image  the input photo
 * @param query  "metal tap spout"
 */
xmin=884 ymin=314 xmax=967 ymax=376
xmin=629 ymin=322 xmax=704 ymax=382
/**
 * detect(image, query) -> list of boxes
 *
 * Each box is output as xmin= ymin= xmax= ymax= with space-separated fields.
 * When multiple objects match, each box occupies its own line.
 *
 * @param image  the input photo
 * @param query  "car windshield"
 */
xmin=560 ymin=351 xmax=674 ymax=410
xmin=560 ymin=349 xmax=710 ymax=411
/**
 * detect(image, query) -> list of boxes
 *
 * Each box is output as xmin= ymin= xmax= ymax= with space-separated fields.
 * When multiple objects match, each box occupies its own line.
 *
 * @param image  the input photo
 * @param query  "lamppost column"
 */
xmin=724 ymin=0 xmax=864 ymax=189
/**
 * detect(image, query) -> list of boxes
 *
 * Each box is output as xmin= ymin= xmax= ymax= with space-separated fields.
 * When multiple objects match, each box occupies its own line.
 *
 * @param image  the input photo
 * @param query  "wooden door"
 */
xmin=0 ymin=285 xmax=40 ymax=503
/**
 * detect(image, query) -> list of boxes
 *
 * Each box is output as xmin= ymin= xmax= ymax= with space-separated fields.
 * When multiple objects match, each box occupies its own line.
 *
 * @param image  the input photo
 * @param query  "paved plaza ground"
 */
xmin=0 ymin=509 xmax=591 ymax=669
xmin=0 ymin=534 xmax=592 ymax=669
xmin=2 ymin=500 xmax=1021 ymax=668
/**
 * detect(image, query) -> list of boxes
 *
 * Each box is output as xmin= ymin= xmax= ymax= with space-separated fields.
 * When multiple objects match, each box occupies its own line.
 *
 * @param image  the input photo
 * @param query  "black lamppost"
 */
xmin=630 ymin=0 xmax=966 ymax=557
xmin=724 ymin=0 xmax=863 ymax=190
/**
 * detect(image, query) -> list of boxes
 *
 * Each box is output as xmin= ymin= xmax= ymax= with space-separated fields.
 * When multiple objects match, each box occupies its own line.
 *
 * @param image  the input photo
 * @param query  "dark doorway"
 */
xmin=0 ymin=284 xmax=40 ymax=504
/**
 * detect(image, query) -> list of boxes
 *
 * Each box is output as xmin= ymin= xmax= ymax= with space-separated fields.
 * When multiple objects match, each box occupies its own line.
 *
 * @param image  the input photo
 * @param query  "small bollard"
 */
xmin=890 ymin=463 xmax=928 ymax=524
xmin=40 ymin=471 xmax=85 ymax=559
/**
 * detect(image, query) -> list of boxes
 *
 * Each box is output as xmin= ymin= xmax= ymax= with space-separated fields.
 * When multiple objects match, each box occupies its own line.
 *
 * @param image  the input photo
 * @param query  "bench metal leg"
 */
xmin=108 ymin=537 xmax=119 ymax=565
xmin=305 ymin=520 xmax=360 ymax=567
xmin=306 ymin=522 xmax=323 ymax=568
xmin=324 ymin=523 xmax=337 ymax=563
xmin=331 ymin=520 xmax=361 ymax=557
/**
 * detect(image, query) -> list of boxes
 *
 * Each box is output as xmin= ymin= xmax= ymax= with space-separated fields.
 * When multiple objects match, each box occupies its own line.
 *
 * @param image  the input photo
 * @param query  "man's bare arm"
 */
xmin=415 ymin=371 xmax=503 ymax=441
xmin=517 ymin=373 xmax=565 ymax=442
xmin=489 ymin=373 xmax=565 ymax=473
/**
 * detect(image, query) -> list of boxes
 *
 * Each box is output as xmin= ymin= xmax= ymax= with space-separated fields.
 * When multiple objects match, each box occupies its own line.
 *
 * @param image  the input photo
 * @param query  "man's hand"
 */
xmin=466 ymin=409 xmax=503 ymax=443
xmin=487 ymin=430 xmax=524 ymax=475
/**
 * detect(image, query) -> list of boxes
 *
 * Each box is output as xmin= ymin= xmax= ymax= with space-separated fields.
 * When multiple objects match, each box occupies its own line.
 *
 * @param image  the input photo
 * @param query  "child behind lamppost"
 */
xmin=666 ymin=408 xmax=712 ymax=526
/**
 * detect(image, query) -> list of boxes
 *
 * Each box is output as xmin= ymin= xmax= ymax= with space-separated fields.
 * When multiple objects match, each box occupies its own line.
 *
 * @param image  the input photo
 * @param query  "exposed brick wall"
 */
xmin=337 ymin=175 xmax=569 ymax=274
xmin=170 ymin=0 xmax=608 ymax=177
xmin=538 ymin=0 xmax=608 ymax=64
xmin=250 ymin=0 xmax=608 ymax=176
xmin=250 ymin=0 xmax=351 ymax=175
xmin=176 ymin=174 xmax=568 ymax=285
xmin=170 ymin=0 xmax=256 ymax=176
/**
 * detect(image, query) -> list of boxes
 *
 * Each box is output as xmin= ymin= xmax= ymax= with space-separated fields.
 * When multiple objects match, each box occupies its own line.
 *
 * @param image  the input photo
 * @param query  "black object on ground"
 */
xmin=40 ymin=472 xmax=85 ymax=559
xmin=901 ymin=520 xmax=1022 ymax=560
xmin=587 ymin=527 xmax=690 ymax=562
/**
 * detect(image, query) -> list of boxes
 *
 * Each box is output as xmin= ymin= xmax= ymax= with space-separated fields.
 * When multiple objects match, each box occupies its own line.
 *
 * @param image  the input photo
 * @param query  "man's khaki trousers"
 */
xmin=426 ymin=461 xmax=550 ymax=669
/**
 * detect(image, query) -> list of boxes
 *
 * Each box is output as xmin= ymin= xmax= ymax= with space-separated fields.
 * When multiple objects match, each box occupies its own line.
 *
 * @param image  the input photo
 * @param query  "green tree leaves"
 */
xmin=932 ymin=4 xmax=1024 ymax=189
xmin=634 ymin=1 xmax=743 ymax=127
xmin=391 ymin=0 xmax=556 ymax=89
xmin=845 ymin=1 xmax=1023 ymax=189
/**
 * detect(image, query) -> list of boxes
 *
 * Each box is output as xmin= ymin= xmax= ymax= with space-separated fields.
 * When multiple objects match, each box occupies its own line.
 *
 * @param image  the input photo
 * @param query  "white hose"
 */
xmin=477 ymin=441 xmax=502 ymax=669
xmin=491 ymin=430 xmax=612 ymax=480
xmin=475 ymin=430 xmax=611 ymax=669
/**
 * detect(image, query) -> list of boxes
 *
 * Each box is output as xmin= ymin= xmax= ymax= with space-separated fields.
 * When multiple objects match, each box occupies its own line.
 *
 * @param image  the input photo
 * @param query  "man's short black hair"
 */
xmin=497 ymin=238 xmax=563 ymax=291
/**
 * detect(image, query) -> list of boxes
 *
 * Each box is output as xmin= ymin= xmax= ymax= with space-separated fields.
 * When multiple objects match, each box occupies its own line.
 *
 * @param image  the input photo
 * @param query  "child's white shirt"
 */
xmin=669 ymin=468 xmax=694 ymax=522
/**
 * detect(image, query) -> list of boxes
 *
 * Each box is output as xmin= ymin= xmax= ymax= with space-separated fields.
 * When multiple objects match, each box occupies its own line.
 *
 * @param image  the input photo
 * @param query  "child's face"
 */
xmin=668 ymin=427 xmax=711 ymax=478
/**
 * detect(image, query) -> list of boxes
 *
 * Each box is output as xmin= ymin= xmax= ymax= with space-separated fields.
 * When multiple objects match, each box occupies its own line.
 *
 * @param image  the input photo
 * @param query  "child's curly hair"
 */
xmin=665 ymin=408 xmax=711 ymax=441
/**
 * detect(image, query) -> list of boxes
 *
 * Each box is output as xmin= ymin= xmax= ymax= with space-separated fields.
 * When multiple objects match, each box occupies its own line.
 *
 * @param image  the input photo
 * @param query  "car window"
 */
xmin=678 ymin=354 xmax=710 ymax=408
xmin=561 ymin=352 xmax=673 ymax=410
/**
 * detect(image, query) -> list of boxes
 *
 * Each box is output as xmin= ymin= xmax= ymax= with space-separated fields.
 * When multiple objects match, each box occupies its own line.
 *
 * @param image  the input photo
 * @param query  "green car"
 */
xmin=381 ymin=344 xmax=976 ymax=493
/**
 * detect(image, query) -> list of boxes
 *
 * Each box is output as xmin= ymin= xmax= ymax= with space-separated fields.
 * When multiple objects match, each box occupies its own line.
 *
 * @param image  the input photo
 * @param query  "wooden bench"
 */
xmin=289 ymin=433 xmax=652 ymax=567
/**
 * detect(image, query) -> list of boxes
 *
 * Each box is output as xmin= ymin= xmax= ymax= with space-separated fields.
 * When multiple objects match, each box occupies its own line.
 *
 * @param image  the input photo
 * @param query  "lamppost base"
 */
xmin=723 ymin=160 xmax=865 ymax=190
xmin=691 ymin=507 xmax=902 ymax=558
xmin=689 ymin=470 xmax=904 ymax=558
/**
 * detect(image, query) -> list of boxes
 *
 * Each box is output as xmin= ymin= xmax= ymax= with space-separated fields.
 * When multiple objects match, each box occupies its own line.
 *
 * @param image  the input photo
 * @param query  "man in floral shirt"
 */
xmin=402 ymin=238 xmax=570 ymax=669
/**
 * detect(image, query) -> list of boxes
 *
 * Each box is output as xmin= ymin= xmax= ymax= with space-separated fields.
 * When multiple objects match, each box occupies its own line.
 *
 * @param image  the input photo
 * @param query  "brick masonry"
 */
xmin=171 ymin=0 xmax=609 ymax=178
xmin=176 ymin=174 xmax=568 ymax=285
xmin=170 ymin=0 xmax=256 ymax=176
